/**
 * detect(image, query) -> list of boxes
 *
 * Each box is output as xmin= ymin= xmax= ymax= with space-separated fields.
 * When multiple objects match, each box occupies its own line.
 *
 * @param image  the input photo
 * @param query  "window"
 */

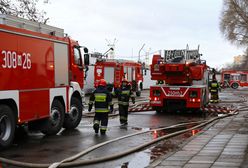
xmin=224 ymin=74 xmax=230 ymax=81
xmin=74 ymin=47 xmax=82 ymax=66
xmin=241 ymin=74 xmax=247 ymax=82
xmin=231 ymin=74 xmax=240 ymax=81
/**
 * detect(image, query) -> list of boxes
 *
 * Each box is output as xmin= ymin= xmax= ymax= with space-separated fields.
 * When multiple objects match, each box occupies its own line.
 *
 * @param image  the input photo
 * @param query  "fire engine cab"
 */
xmin=0 ymin=14 xmax=89 ymax=148
xmin=150 ymin=47 xmax=209 ymax=112
xmin=94 ymin=59 xmax=143 ymax=96
xmin=221 ymin=70 xmax=248 ymax=89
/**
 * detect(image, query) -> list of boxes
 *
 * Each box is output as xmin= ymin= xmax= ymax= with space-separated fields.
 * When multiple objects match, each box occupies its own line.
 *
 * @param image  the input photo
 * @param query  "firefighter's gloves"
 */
xmin=132 ymin=99 xmax=135 ymax=104
xmin=88 ymin=105 xmax=92 ymax=112
xmin=110 ymin=105 xmax=114 ymax=113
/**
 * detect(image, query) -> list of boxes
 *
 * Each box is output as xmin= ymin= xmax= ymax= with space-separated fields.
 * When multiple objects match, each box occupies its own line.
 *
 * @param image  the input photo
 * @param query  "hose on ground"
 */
xmin=49 ymin=113 xmax=235 ymax=168
xmin=0 ymin=113 xmax=236 ymax=168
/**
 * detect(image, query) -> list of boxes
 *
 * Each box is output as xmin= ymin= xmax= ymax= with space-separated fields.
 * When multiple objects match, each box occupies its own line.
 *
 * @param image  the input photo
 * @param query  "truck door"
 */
xmin=240 ymin=74 xmax=247 ymax=86
xmin=132 ymin=67 xmax=136 ymax=81
xmin=127 ymin=67 xmax=132 ymax=81
xmin=71 ymin=46 xmax=84 ymax=88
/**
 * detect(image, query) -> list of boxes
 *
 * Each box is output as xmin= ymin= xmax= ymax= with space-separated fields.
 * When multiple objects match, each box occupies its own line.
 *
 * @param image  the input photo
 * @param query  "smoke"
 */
xmin=223 ymin=48 xmax=248 ymax=70
xmin=241 ymin=48 xmax=248 ymax=69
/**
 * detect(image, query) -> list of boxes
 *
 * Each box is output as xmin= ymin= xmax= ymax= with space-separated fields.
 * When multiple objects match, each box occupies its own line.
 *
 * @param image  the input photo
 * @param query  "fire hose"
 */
xmin=0 ymin=110 xmax=239 ymax=168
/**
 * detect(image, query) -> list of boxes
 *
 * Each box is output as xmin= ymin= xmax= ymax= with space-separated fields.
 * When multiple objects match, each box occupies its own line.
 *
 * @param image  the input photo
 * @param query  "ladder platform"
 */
xmin=0 ymin=14 xmax=64 ymax=37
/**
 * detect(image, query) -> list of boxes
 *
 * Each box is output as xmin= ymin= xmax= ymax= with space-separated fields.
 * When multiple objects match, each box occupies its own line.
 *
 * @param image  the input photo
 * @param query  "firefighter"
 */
xmin=116 ymin=79 xmax=135 ymax=126
xmin=209 ymin=71 xmax=220 ymax=103
xmin=88 ymin=79 xmax=113 ymax=134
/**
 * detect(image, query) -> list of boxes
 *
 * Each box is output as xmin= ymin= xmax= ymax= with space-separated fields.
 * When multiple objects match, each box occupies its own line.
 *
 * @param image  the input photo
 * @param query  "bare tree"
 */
xmin=0 ymin=0 xmax=49 ymax=23
xmin=220 ymin=0 xmax=248 ymax=69
xmin=220 ymin=0 xmax=248 ymax=45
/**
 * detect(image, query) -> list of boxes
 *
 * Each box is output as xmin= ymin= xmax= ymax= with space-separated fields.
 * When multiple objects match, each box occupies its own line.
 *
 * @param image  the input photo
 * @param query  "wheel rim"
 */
xmin=233 ymin=83 xmax=238 ymax=88
xmin=0 ymin=115 xmax=11 ymax=141
xmin=50 ymin=108 xmax=61 ymax=126
xmin=69 ymin=105 xmax=79 ymax=122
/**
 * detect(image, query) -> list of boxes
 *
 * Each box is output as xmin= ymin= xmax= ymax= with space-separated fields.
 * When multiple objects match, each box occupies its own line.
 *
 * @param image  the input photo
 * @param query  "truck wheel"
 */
xmin=41 ymin=99 xmax=64 ymax=135
xmin=231 ymin=82 xmax=239 ymax=89
xmin=153 ymin=107 xmax=162 ymax=113
xmin=63 ymin=97 xmax=82 ymax=129
xmin=0 ymin=105 xmax=16 ymax=148
xmin=136 ymin=91 xmax=141 ymax=97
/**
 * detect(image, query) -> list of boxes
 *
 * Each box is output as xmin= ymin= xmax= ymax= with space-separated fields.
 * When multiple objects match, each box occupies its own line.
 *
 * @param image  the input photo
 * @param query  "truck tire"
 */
xmin=41 ymin=99 xmax=64 ymax=135
xmin=136 ymin=91 xmax=141 ymax=97
xmin=63 ymin=97 xmax=82 ymax=129
xmin=231 ymin=82 xmax=239 ymax=89
xmin=153 ymin=107 xmax=162 ymax=113
xmin=0 ymin=105 xmax=16 ymax=148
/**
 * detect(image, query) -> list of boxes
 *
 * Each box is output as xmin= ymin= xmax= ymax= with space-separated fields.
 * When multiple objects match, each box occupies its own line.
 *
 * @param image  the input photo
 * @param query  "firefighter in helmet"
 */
xmin=115 ymin=79 xmax=135 ymax=126
xmin=88 ymin=79 xmax=113 ymax=134
xmin=209 ymin=69 xmax=220 ymax=103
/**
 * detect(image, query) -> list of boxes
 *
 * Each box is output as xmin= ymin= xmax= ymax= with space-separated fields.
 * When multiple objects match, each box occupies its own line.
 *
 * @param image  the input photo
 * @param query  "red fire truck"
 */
xmin=150 ymin=47 xmax=209 ymax=112
xmin=0 ymin=14 xmax=89 ymax=148
xmin=94 ymin=59 xmax=143 ymax=96
xmin=221 ymin=70 xmax=248 ymax=89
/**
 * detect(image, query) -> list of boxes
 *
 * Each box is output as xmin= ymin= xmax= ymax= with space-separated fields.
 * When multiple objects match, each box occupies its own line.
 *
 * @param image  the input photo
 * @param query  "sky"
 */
xmin=41 ymin=0 xmax=245 ymax=68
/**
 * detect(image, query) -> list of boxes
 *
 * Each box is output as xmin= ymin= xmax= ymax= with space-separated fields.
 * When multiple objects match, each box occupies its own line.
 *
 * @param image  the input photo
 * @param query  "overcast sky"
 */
xmin=42 ymin=0 xmax=245 ymax=68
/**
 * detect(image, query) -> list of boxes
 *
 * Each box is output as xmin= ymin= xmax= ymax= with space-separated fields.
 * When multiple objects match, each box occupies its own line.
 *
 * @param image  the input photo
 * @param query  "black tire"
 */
xmin=41 ymin=99 xmax=64 ymax=135
xmin=231 ymin=82 xmax=239 ymax=89
xmin=0 ymin=105 xmax=16 ymax=148
xmin=136 ymin=91 xmax=141 ymax=97
xmin=153 ymin=107 xmax=162 ymax=113
xmin=63 ymin=97 xmax=82 ymax=129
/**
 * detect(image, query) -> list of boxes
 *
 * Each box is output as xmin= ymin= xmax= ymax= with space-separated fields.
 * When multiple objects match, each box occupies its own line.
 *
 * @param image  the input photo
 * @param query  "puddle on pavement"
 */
xmin=118 ymin=126 xmax=201 ymax=168
xmin=149 ymin=128 xmax=201 ymax=160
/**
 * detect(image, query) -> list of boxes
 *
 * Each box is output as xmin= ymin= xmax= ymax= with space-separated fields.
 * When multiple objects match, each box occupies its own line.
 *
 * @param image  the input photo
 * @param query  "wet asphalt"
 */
xmin=0 ymin=90 xmax=224 ymax=168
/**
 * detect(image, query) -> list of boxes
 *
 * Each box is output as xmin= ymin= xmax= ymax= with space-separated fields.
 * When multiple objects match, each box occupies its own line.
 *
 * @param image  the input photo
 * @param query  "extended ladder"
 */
xmin=0 ymin=14 xmax=64 ymax=37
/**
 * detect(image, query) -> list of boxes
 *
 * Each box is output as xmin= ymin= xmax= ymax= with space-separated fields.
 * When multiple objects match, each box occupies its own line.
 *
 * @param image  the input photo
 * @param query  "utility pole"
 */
xmin=138 ymin=43 xmax=145 ymax=62
xmin=145 ymin=48 xmax=151 ymax=66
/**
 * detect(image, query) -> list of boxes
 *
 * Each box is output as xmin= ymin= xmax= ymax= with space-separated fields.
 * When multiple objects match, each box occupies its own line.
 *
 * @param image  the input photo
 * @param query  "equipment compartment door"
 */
xmin=104 ymin=67 xmax=114 ymax=84
xmin=54 ymin=43 xmax=69 ymax=87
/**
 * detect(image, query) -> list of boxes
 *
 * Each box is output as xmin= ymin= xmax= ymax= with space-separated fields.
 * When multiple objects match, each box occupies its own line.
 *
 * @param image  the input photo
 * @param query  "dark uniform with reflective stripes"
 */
xmin=88 ymin=86 xmax=113 ymax=134
xmin=209 ymin=79 xmax=220 ymax=103
xmin=115 ymin=84 xmax=135 ymax=125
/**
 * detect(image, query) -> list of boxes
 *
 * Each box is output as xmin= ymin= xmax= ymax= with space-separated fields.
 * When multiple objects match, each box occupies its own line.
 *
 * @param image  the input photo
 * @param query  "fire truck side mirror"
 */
xmin=84 ymin=53 xmax=90 ymax=66
xmin=83 ymin=47 xmax=89 ymax=53
xmin=83 ymin=47 xmax=90 ymax=66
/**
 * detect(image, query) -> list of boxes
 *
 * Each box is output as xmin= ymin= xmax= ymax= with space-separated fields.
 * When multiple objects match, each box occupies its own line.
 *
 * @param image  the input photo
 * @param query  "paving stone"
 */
xmin=160 ymin=160 xmax=187 ymax=166
xmin=223 ymin=148 xmax=246 ymax=152
xmin=205 ymin=144 xmax=225 ymax=147
xmin=222 ymin=151 xmax=245 ymax=155
xmin=200 ymin=149 xmax=222 ymax=154
xmin=197 ymin=152 xmax=220 ymax=157
xmin=216 ymin=157 xmax=243 ymax=163
xmin=212 ymin=161 xmax=241 ymax=167
xmin=225 ymin=145 xmax=247 ymax=149
xmin=188 ymin=155 xmax=216 ymax=164
xmin=219 ymin=154 xmax=244 ymax=159
xmin=155 ymin=166 xmax=181 ymax=168
xmin=172 ymin=151 xmax=196 ymax=157
xmin=166 ymin=156 xmax=192 ymax=161
xmin=211 ymin=166 xmax=239 ymax=168
xmin=183 ymin=163 xmax=212 ymax=168
xmin=203 ymin=146 xmax=223 ymax=150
